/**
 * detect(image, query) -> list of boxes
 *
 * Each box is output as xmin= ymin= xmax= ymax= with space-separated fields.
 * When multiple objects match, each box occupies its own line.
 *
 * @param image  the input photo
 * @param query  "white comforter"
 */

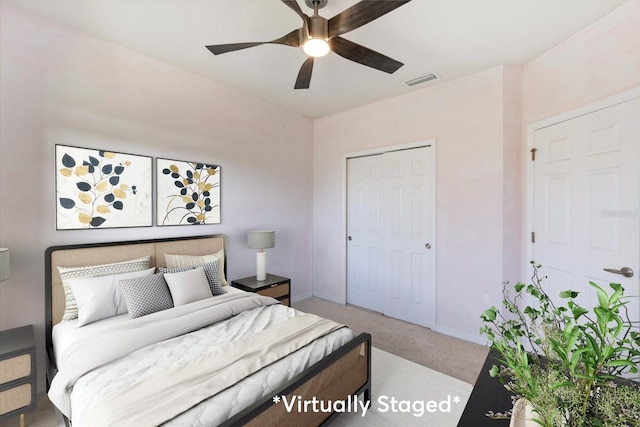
xmin=49 ymin=291 xmax=355 ymax=426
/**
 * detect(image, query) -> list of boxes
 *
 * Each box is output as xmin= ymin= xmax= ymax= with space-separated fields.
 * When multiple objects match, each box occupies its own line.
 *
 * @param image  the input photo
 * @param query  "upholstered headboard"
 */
xmin=44 ymin=235 xmax=226 ymax=351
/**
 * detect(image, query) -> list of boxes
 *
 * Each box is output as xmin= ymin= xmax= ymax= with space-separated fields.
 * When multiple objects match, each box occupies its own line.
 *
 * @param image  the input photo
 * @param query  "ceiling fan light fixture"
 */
xmin=303 ymin=38 xmax=330 ymax=57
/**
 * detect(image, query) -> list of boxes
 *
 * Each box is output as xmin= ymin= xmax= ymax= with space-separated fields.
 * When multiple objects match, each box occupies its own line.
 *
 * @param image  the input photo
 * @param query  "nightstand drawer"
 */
xmin=0 ymin=383 xmax=32 ymax=414
xmin=0 ymin=325 xmax=37 ymax=421
xmin=0 ymin=354 xmax=32 ymax=384
xmin=231 ymin=274 xmax=291 ymax=307
xmin=258 ymin=283 xmax=289 ymax=299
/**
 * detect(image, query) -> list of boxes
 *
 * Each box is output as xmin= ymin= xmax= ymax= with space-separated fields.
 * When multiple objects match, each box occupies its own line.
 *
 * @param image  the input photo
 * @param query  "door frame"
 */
xmin=524 ymin=87 xmax=640 ymax=270
xmin=342 ymin=139 xmax=437 ymax=327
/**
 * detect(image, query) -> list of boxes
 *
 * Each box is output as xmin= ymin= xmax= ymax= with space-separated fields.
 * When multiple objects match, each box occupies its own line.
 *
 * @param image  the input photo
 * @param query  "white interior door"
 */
xmin=346 ymin=154 xmax=385 ymax=313
xmin=347 ymin=145 xmax=436 ymax=328
xmin=532 ymin=98 xmax=640 ymax=327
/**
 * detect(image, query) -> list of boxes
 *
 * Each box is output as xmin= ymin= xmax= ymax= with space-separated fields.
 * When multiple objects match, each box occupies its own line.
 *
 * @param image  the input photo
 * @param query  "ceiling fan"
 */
xmin=205 ymin=0 xmax=411 ymax=89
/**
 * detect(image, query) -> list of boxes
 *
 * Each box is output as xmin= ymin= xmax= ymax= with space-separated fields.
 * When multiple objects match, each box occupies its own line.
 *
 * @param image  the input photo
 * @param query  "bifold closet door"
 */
xmin=347 ymin=146 xmax=436 ymax=328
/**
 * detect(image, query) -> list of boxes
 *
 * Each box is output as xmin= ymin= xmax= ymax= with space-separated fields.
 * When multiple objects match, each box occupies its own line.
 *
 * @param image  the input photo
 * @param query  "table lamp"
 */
xmin=247 ymin=231 xmax=275 ymax=281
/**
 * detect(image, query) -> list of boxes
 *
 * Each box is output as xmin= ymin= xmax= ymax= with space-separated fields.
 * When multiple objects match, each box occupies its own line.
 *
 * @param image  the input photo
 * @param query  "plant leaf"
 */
xmin=90 ymin=216 xmax=106 ymax=227
xmin=75 ymin=165 xmax=90 ymax=176
xmin=489 ymin=365 xmax=500 ymax=377
xmin=481 ymin=308 xmax=497 ymax=322
xmin=61 ymin=153 xmax=76 ymax=168
xmin=59 ymin=198 xmax=75 ymax=209
xmin=78 ymin=213 xmax=91 ymax=224
xmin=78 ymin=193 xmax=92 ymax=204
xmin=76 ymin=182 xmax=92 ymax=192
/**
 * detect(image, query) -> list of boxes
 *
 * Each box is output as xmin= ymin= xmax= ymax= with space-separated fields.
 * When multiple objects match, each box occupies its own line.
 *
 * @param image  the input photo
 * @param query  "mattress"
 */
xmin=52 ymin=288 xmax=355 ymax=426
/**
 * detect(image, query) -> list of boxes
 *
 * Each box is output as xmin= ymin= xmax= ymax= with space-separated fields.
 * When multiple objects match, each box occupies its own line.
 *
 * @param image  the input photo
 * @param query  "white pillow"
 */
xmin=164 ymin=266 xmax=212 ymax=306
xmin=165 ymin=249 xmax=228 ymax=285
xmin=58 ymin=256 xmax=151 ymax=321
xmin=69 ymin=267 xmax=155 ymax=327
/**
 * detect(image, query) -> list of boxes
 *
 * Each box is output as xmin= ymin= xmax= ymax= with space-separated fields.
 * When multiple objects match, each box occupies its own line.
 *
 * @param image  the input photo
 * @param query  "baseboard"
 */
xmin=291 ymin=291 xmax=312 ymax=304
xmin=434 ymin=325 xmax=487 ymax=346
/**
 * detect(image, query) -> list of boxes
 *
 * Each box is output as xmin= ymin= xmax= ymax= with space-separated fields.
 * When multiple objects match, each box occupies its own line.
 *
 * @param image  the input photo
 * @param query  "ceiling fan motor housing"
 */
xmin=304 ymin=14 xmax=329 ymax=42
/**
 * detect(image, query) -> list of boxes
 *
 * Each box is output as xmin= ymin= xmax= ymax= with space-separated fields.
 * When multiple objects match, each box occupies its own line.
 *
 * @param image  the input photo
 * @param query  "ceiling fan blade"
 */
xmin=330 ymin=36 xmax=403 ymax=74
xmin=294 ymin=57 xmax=314 ymax=89
xmin=206 ymin=28 xmax=301 ymax=55
xmin=206 ymin=42 xmax=266 ymax=55
xmin=328 ymin=0 xmax=411 ymax=38
xmin=281 ymin=0 xmax=310 ymax=28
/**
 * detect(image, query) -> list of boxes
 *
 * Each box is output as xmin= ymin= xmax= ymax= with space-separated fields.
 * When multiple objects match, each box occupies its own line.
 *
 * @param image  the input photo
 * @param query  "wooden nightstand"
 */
xmin=231 ymin=274 xmax=291 ymax=306
xmin=0 ymin=325 xmax=37 ymax=426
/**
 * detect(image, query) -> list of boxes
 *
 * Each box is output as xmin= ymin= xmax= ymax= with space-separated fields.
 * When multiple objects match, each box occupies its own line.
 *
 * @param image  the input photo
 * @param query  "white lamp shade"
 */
xmin=0 ymin=248 xmax=9 ymax=282
xmin=247 ymin=230 xmax=275 ymax=250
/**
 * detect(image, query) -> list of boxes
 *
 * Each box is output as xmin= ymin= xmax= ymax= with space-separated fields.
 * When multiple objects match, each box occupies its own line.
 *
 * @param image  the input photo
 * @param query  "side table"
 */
xmin=0 ymin=325 xmax=37 ymax=427
xmin=231 ymin=274 xmax=291 ymax=306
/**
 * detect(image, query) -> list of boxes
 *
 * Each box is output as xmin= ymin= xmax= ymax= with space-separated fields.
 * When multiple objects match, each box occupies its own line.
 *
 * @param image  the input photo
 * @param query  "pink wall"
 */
xmin=1 ymin=0 xmax=636 ymax=390
xmin=313 ymin=66 xmax=522 ymax=342
xmin=311 ymin=0 xmax=638 ymax=344
xmin=523 ymin=1 xmax=640 ymax=125
xmin=0 ymin=3 xmax=314 ymax=390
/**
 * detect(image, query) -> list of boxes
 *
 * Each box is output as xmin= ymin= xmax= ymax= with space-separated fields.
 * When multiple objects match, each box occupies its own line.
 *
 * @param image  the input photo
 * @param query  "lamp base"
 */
xmin=256 ymin=251 xmax=266 ymax=281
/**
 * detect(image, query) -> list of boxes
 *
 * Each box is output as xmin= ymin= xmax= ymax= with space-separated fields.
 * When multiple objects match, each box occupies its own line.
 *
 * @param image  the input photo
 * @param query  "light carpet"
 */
xmin=332 ymin=347 xmax=473 ymax=427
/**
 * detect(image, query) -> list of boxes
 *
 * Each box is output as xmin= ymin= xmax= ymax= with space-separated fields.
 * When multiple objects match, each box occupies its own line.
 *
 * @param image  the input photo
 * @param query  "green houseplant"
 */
xmin=480 ymin=262 xmax=640 ymax=427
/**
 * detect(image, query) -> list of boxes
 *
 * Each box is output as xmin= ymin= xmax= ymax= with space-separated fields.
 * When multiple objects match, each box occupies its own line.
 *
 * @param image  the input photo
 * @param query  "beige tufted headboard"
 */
xmin=45 ymin=235 xmax=226 ymax=352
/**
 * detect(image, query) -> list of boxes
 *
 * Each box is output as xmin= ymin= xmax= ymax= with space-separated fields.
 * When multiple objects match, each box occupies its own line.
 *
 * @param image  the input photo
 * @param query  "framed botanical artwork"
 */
xmin=156 ymin=158 xmax=221 ymax=226
xmin=55 ymin=145 xmax=152 ymax=230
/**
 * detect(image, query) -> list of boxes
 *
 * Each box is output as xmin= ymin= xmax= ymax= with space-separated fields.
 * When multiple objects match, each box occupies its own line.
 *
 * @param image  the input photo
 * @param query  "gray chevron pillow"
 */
xmin=119 ymin=273 xmax=174 ymax=319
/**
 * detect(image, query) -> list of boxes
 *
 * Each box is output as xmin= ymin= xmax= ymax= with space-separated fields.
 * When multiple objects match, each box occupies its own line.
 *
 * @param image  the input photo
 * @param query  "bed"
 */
xmin=45 ymin=235 xmax=371 ymax=426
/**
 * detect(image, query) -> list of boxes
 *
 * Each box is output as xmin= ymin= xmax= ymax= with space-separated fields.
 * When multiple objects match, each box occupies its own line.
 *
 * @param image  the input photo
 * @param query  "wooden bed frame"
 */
xmin=45 ymin=234 xmax=371 ymax=426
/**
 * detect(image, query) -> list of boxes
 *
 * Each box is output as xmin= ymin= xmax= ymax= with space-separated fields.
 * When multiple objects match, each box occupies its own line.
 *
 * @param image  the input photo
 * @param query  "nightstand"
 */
xmin=231 ymin=274 xmax=291 ymax=306
xmin=0 ymin=325 xmax=37 ymax=426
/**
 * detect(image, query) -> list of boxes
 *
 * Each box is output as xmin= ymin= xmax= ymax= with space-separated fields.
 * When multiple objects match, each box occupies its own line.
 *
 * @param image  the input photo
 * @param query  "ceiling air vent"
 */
xmin=404 ymin=72 xmax=440 ymax=87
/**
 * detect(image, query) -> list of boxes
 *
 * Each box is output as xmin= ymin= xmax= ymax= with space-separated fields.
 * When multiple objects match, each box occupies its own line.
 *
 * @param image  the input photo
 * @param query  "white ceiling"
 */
xmin=8 ymin=0 xmax=626 ymax=118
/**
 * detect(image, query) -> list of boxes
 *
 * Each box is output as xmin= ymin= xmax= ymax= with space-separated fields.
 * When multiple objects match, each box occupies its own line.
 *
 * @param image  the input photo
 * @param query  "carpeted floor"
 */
xmin=294 ymin=297 xmax=488 ymax=385
xmin=332 ymin=348 xmax=473 ymax=426
xmin=0 ymin=297 xmax=488 ymax=427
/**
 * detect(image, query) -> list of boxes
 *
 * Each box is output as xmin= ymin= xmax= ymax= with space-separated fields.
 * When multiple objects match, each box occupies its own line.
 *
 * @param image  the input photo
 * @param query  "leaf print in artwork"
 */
xmin=55 ymin=145 xmax=152 ymax=229
xmin=157 ymin=159 xmax=221 ymax=226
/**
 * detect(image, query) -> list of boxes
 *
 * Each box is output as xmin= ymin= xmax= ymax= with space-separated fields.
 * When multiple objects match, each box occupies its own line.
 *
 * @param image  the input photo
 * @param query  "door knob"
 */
xmin=348 ymin=236 xmax=352 ymax=241
xmin=603 ymin=267 xmax=634 ymax=278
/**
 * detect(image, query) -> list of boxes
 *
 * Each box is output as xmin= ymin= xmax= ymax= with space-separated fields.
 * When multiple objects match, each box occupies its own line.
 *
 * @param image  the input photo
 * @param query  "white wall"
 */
xmin=0 ymin=3 xmax=314 ymax=391
xmin=2 ymin=0 xmax=637 ymax=393
xmin=312 ymin=66 xmax=522 ymax=343
xmin=522 ymin=1 xmax=640 ymax=125
xmin=312 ymin=0 xmax=639 ymax=345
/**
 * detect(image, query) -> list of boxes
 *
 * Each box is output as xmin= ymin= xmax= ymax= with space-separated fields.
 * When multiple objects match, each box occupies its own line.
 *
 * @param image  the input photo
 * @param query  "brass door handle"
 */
xmin=603 ymin=267 xmax=634 ymax=278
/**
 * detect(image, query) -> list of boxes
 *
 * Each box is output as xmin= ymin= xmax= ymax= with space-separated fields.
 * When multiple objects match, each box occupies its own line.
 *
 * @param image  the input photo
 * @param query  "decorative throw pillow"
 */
xmin=165 ymin=249 xmax=228 ymax=286
xmin=164 ymin=267 xmax=212 ymax=306
xmin=119 ymin=273 xmax=174 ymax=319
xmin=58 ymin=256 xmax=151 ymax=321
xmin=69 ymin=267 xmax=156 ymax=327
xmin=159 ymin=259 xmax=225 ymax=296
